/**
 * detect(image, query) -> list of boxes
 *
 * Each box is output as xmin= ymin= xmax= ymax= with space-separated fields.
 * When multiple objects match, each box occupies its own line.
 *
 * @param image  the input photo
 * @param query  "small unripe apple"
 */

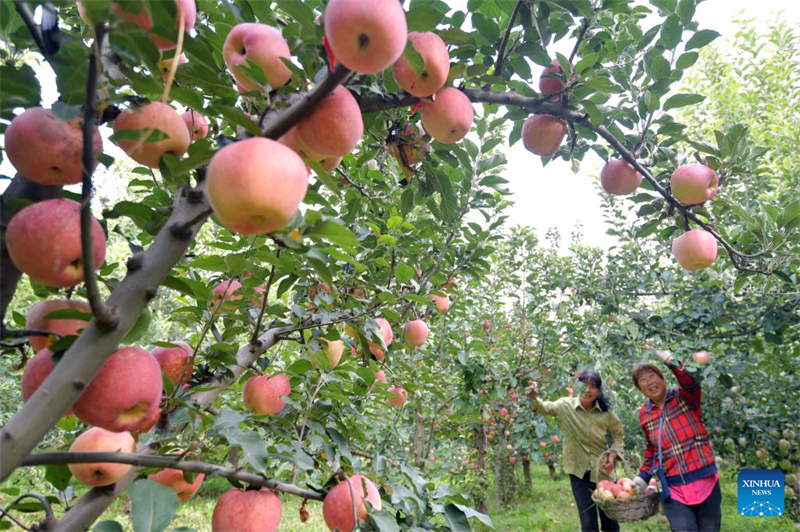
xmin=522 ymin=114 xmax=566 ymax=157
xmin=4 ymin=107 xmax=102 ymax=185
xmin=212 ymin=488 xmax=282 ymax=532
xmin=392 ymin=31 xmax=449 ymax=97
xmin=243 ymin=373 xmax=291 ymax=415
xmin=72 ymin=347 xmax=163 ymax=433
xmin=322 ymin=474 xmax=382 ymax=532
xmin=68 ymin=427 xmax=136 ymax=487
xmin=403 ymin=319 xmax=429 ymax=347
xmin=6 ymin=199 xmax=106 ymax=288
xmin=738 ymin=437 xmax=748 ymax=447
xmin=151 ymin=341 xmax=194 ymax=386
xmin=755 ymin=448 xmax=768 ymax=460
xmin=181 ymin=110 xmax=208 ymax=140
xmin=387 ymin=386 xmax=408 ymax=407
xmin=692 ymin=351 xmax=710 ymax=365
xmin=324 ymin=0 xmax=407 ymax=75
xmin=672 ymin=230 xmax=718 ymax=270
xmin=114 ymin=102 xmax=190 ymax=168
xmin=600 ymin=159 xmax=643 ymax=195
xmin=421 ymin=87 xmax=473 ymax=144
xmin=223 ymin=23 xmax=292 ymax=92
xmin=206 ymin=138 xmax=308 ymax=235
xmin=25 ymin=299 xmax=91 ymax=352
xmin=670 ymin=164 xmax=719 ymax=205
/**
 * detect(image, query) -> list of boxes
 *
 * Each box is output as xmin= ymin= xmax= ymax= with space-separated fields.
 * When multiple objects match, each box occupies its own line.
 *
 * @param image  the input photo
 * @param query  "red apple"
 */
xmin=114 ymin=0 xmax=196 ymax=50
xmin=600 ymin=159 xmax=643 ymax=195
xmin=181 ymin=110 xmax=208 ymax=140
xmin=212 ymin=488 xmax=282 ymax=532
xmin=482 ymin=320 xmax=491 ymax=331
xmin=72 ymin=347 xmax=163 ymax=432
xmin=114 ymin=102 xmax=190 ymax=168
xmin=223 ymin=23 xmax=292 ymax=92
xmin=403 ymin=319 xmax=429 ymax=347
xmin=4 ymin=107 xmax=102 ymax=186
xmin=498 ymin=407 xmax=508 ymax=418
xmin=148 ymin=467 xmax=204 ymax=503
xmin=158 ymin=53 xmax=188 ymax=80
xmin=392 ymin=31 xmax=449 ymax=97
xmin=242 ymin=373 xmax=291 ymax=415
xmin=368 ymin=318 xmax=393 ymax=360
xmin=387 ymin=386 xmax=408 ymax=407
xmin=5 ymin=198 xmax=106 ymax=288
xmin=278 ymin=126 xmax=342 ymax=172
xmin=421 ymin=87 xmax=473 ymax=144
xmin=522 ymin=115 xmax=566 ymax=157
xmin=322 ymin=474 xmax=382 ymax=532
xmin=25 ymin=299 xmax=91 ymax=352
xmin=206 ymin=138 xmax=308 ymax=235
xmin=320 ymin=339 xmax=344 ymax=369
xmin=151 ymin=341 xmax=193 ymax=386
xmin=539 ymin=59 xmax=566 ymax=99
xmin=374 ymin=370 xmax=387 ymax=384
xmin=692 ymin=351 xmax=711 ymax=365
xmin=21 ymin=349 xmax=73 ymax=416
xmin=756 ymin=448 xmax=768 ymax=460
xmin=210 ymin=280 xmax=243 ymax=311
xmin=430 ymin=294 xmax=450 ymax=313
xmin=296 ymin=85 xmax=363 ymax=157
xmin=672 ymin=230 xmax=718 ymax=270
xmin=324 ymin=0 xmax=407 ymax=74
xmin=670 ymin=164 xmax=719 ymax=205
xmin=68 ymin=427 xmax=136 ymax=487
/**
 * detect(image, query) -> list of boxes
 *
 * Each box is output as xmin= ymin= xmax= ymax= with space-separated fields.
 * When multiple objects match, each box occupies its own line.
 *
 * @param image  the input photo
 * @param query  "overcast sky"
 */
xmin=2 ymin=0 xmax=798 ymax=251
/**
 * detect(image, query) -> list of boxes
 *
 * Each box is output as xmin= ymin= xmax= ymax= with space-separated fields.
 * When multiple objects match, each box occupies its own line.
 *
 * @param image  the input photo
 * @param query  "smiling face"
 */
xmin=577 ymin=378 xmax=601 ymax=409
xmin=636 ymin=370 xmax=668 ymax=404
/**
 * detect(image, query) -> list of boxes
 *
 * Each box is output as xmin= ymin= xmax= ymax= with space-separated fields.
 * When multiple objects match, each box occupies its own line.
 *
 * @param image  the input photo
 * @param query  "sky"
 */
xmin=2 ymin=0 xmax=799 ymax=251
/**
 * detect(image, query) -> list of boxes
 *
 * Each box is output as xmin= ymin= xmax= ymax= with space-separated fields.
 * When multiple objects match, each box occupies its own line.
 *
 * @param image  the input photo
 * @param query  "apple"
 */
xmin=724 ymin=438 xmax=735 ymax=451
xmin=692 ymin=350 xmax=711 ymax=365
xmin=539 ymin=59 xmax=567 ymax=99
xmin=509 ymin=456 xmax=517 ymax=464
xmin=617 ymin=491 xmax=630 ymax=501
xmin=206 ymin=138 xmax=309 ymax=235
xmin=151 ymin=341 xmax=193 ymax=386
xmin=210 ymin=280 xmax=243 ymax=311
xmin=670 ymin=164 xmax=719 ymax=205
xmin=324 ymin=0 xmax=407 ymax=74
xmin=344 ymin=323 xmax=358 ymax=339
xmin=658 ymin=515 xmax=668 ymax=524
xmin=148 ymin=467 xmax=204 ymax=503
xmin=25 ymin=299 xmax=91 ymax=352
xmin=539 ymin=441 xmax=548 ymax=448
xmin=498 ymin=407 xmax=508 ymax=418
xmin=72 ymin=347 xmax=163 ymax=433
xmin=783 ymin=429 xmax=796 ymax=440
xmin=387 ymin=386 xmax=408 ymax=407
xmin=482 ymin=320 xmax=491 ymax=331
xmin=5 ymin=198 xmax=106 ymax=288
xmin=522 ymin=115 xmax=566 ymax=157
xmin=320 ymin=339 xmax=344 ymax=369
xmin=278 ymin=126 xmax=342 ymax=172
xmin=430 ymin=294 xmax=450 ymax=313
xmin=212 ymin=488 xmax=282 ymax=532
xmin=368 ymin=318 xmax=393 ymax=360
xmin=323 ymin=474 xmax=381 ymax=532
xmin=21 ymin=349 xmax=73 ymax=416
xmin=778 ymin=439 xmax=791 ymax=451
xmin=550 ymin=435 xmax=559 ymax=443
xmin=672 ymin=230 xmax=718 ymax=270
xmin=600 ymin=159 xmax=642 ymax=195
xmin=296 ymin=85 xmax=363 ymax=157
xmin=68 ymin=427 xmax=136 ymax=487
xmin=738 ymin=437 xmax=748 ymax=447
xmin=223 ymin=23 xmax=292 ymax=93
xmin=243 ymin=373 xmax=291 ymax=415
xmin=392 ymin=31 xmax=449 ymax=97
xmin=114 ymin=102 xmax=190 ymax=168
xmin=374 ymin=370 xmax=387 ymax=384
xmin=403 ymin=319 xmax=429 ymax=347
xmin=4 ymin=107 xmax=102 ymax=186
xmin=181 ymin=110 xmax=208 ymax=140
xmin=114 ymin=0 xmax=196 ymax=51
xmin=158 ymin=53 xmax=188 ymax=80
xmin=388 ymin=123 xmax=430 ymax=168
xmin=421 ymin=87 xmax=473 ymax=144
xmin=756 ymin=448 xmax=768 ymax=460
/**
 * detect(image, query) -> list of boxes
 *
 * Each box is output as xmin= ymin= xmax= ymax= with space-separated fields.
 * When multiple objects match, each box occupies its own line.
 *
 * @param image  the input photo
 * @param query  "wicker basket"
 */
xmin=590 ymin=450 xmax=660 ymax=523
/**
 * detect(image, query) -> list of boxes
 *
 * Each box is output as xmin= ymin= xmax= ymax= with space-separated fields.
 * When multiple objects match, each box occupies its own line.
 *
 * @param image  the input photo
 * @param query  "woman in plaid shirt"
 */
xmin=631 ymin=350 xmax=721 ymax=532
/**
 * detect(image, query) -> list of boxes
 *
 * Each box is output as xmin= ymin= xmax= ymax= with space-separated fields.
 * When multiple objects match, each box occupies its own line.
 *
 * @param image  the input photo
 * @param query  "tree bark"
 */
xmin=522 ymin=456 xmax=532 ymax=488
xmin=474 ymin=424 xmax=490 ymax=514
xmin=413 ymin=412 xmax=425 ymax=468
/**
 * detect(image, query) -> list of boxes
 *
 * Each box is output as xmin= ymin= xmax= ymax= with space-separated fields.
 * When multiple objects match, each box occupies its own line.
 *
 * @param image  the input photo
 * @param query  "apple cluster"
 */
xmin=593 ymin=477 xmax=658 ymax=503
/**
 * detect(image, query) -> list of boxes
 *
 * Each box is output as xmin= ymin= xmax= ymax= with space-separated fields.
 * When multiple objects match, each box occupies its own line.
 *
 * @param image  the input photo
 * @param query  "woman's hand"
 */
xmin=525 ymin=382 xmax=538 ymax=401
xmin=602 ymin=452 xmax=618 ymax=474
xmin=632 ymin=476 xmax=647 ymax=493
xmin=653 ymin=349 xmax=674 ymax=365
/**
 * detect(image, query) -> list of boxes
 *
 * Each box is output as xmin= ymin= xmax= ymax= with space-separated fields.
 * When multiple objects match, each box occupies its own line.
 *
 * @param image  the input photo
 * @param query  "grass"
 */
xmin=2 ymin=465 xmax=797 ymax=531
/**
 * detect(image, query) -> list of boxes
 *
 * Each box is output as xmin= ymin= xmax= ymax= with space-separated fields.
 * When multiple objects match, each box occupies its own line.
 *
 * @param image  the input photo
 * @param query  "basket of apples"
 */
xmin=590 ymin=451 xmax=660 ymax=522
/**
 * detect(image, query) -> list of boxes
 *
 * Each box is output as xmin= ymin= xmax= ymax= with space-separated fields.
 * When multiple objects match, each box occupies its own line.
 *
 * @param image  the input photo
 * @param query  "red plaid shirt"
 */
xmin=637 ymin=364 xmax=717 ymax=485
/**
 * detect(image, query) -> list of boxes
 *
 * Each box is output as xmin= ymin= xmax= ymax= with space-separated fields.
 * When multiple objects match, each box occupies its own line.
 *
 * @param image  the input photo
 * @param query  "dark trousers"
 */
xmin=662 ymin=480 xmax=722 ymax=532
xmin=569 ymin=472 xmax=620 ymax=532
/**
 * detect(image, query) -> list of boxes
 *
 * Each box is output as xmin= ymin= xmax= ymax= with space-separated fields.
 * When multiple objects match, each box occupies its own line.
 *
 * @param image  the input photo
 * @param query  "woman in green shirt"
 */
xmin=527 ymin=371 xmax=625 ymax=532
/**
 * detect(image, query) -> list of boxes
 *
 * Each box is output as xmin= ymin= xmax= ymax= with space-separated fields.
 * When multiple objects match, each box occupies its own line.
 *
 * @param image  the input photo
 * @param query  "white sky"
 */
xmin=2 ymin=0 xmax=799 ymax=251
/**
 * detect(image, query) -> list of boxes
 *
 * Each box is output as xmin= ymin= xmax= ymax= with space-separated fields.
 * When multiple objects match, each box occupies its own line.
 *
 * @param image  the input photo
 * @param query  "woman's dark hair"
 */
xmin=578 ymin=371 xmax=612 ymax=411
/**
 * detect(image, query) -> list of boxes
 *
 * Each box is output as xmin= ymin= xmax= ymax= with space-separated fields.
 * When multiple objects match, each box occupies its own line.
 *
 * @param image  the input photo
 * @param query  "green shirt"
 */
xmin=533 ymin=396 xmax=625 ymax=483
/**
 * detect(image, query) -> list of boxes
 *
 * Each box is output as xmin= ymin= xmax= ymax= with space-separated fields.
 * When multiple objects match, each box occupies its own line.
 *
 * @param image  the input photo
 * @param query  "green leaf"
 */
xmin=660 ymin=15 xmax=682 ymax=49
xmin=0 ymin=65 xmax=41 ymax=117
xmin=685 ymin=29 xmax=720 ymax=50
xmin=369 ymin=508 xmax=401 ymax=532
xmin=406 ymin=5 xmax=447 ymax=32
xmin=471 ymin=13 xmax=500 ymax=42
xmin=646 ymin=54 xmax=670 ymax=80
xmin=45 ymin=464 xmax=72 ymax=491
xmin=452 ymin=503 xmax=493 ymax=528
xmin=128 ymin=480 xmax=179 ymax=532
xmin=442 ymin=503 xmax=470 ymax=532
xmin=677 ymin=0 xmax=696 ymax=24
xmin=663 ymin=93 xmax=705 ymax=111
xmin=310 ymin=220 xmax=358 ymax=248
xmin=122 ymin=308 xmax=152 ymax=345
xmin=675 ymin=51 xmax=699 ymax=70
xmin=49 ymin=41 xmax=90 ymax=105
xmin=402 ymin=41 xmax=425 ymax=76
xmin=636 ymin=218 xmax=661 ymax=238
xmin=395 ymin=263 xmax=415 ymax=284
xmin=574 ymin=53 xmax=598 ymax=75
xmin=93 ymin=522 xmax=124 ymax=532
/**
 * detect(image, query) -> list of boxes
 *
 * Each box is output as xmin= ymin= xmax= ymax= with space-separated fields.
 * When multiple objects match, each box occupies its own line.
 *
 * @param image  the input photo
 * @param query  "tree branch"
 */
xmin=81 ymin=23 xmax=117 ymax=330
xmin=0 ymin=327 xmax=59 ymax=340
xmin=568 ymin=18 xmax=591 ymax=64
xmin=22 ymin=451 xmax=324 ymax=501
xmin=493 ymin=0 xmax=524 ymax=78
xmin=13 ymin=1 xmax=47 ymax=57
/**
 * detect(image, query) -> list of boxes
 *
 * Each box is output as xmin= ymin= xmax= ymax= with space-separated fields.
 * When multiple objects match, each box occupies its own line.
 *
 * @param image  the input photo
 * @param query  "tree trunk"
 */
xmin=474 ymin=424 xmax=489 ymax=514
xmin=413 ymin=412 xmax=425 ymax=468
xmin=548 ymin=460 xmax=557 ymax=479
xmin=522 ymin=456 xmax=532 ymax=488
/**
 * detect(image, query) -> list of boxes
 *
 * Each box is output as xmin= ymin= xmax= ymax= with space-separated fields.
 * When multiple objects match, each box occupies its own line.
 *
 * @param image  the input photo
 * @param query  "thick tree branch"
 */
xmin=81 ymin=23 xmax=117 ymax=330
xmin=493 ymin=0 xmax=524 ymax=78
xmin=22 ymin=451 xmax=325 ymax=501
